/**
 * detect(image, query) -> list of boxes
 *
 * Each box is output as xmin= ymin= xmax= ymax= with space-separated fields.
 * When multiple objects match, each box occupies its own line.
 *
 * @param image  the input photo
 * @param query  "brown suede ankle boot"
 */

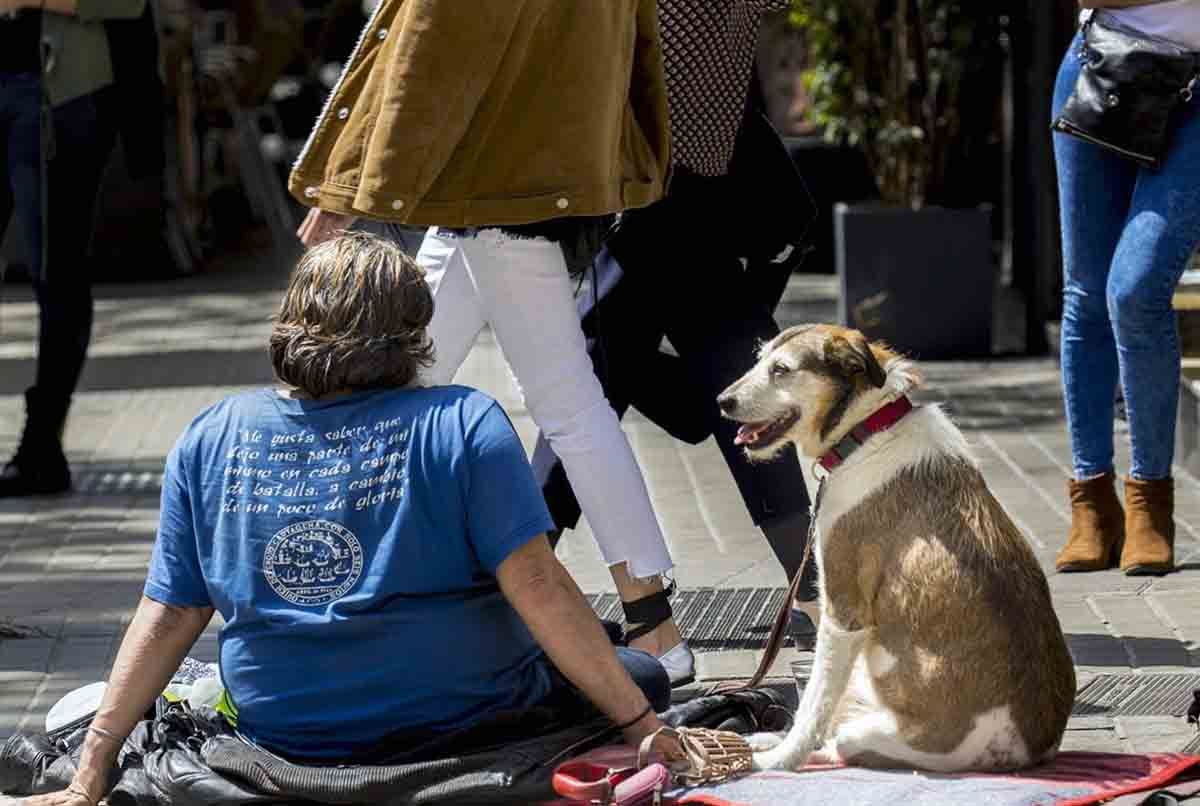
xmin=1056 ymin=472 xmax=1124 ymax=572
xmin=1120 ymin=477 xmax=1175 ymax=576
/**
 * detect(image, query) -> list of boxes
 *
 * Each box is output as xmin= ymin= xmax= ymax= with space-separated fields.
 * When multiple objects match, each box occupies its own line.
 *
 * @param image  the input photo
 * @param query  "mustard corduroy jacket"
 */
xmin=289 ymin=0 xmax=672 ymax=227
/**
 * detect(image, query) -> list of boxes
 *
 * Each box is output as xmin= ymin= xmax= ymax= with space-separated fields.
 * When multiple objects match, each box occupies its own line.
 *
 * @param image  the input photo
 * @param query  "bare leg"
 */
xmin=610 ymin=563 xmax=684 ymax=656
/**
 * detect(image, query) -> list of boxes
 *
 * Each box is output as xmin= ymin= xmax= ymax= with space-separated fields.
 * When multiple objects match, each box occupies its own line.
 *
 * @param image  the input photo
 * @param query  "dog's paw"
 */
xmin=745 ymin=731 xmax=784 ymax=753
xmin=752 ymin=748 xmax=787 ymax=771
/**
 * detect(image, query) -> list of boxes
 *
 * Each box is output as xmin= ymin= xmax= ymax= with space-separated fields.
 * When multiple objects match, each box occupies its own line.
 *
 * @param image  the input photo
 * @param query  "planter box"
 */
xmin=784 ymin=137 xmax=878 ymax=276
xmin=835 ymin=202 xmax=994 ymax=359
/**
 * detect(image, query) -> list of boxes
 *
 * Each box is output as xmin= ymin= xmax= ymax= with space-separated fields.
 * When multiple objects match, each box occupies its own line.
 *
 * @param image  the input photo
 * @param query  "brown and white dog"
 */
xmin=718 ymin=324 xmax=1075 ymax=773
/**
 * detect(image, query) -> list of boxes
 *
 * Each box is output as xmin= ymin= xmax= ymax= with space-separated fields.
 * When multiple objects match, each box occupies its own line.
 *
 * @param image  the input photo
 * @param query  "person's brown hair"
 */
xmin=270 ymin=231 xmax=434 ymax=397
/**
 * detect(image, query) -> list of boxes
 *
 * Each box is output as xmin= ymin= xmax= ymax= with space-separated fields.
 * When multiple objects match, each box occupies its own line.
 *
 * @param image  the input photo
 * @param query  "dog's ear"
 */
xmin=825 ymin=332 xmax=887 ymax=389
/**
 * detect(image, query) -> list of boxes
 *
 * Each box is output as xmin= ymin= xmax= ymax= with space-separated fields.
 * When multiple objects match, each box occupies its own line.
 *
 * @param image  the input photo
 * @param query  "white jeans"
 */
xmin=415 ymin=227 xmax=673 ymax=579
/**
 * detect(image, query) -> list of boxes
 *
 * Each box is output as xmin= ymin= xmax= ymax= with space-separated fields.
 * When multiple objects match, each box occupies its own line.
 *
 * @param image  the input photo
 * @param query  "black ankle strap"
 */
xmin=621 ymin=581 xmax=676 ymax=643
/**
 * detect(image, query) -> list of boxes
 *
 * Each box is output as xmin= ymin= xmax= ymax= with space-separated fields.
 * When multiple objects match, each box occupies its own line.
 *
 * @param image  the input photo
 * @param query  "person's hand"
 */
xmin=297 ymin=208 xmax=357 ymax=247
xmin=623 ymin=714 xmax=686 ymax=764
xmin=647 ymin=728 xmax=686 ymax=764
xmin=0 ymin=1 xmax=28 ymax=14
xmin=19 ymin=786 xmax=96 ymax=806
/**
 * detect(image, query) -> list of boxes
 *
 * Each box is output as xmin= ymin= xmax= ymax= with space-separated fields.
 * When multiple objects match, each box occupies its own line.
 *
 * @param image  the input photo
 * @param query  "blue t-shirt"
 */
xmin=145 ymin=385 xmax=557 ymax=759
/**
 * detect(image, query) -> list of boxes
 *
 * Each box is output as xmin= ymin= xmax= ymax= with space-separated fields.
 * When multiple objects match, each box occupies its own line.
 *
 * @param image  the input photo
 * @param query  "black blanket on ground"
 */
xmin=1 ymin=701 xmax=611 ymax=806
xmin=0 ymin=689 xmax=787 ymax=805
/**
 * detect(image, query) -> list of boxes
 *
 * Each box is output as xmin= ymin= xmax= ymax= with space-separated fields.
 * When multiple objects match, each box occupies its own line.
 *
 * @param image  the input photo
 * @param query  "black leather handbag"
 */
xmin=1053 ymin=12 xmax=1200 ymax=170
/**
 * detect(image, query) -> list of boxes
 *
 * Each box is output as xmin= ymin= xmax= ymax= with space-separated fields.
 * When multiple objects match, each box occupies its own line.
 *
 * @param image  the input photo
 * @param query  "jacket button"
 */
xmin=556 ymin=197 xmax=569 ymax=210
xmin=377 ymin=28 xmax=388 ymax=39
xmin=391 ymin=200 xmax=405 ymax=210
xmin=337 ymin=107 xmax=350 ymax=120
xmin=303 ymin=186 xmax=319 ymax=199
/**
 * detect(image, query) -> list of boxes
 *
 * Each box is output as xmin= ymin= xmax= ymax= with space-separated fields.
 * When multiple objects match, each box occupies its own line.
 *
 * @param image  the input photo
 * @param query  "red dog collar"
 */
xmin=818 ymin=396 xmax=915 ymax=472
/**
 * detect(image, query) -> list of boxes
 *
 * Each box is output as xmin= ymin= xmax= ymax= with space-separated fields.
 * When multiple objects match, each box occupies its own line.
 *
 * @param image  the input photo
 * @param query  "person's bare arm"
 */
xmin=497 ymin=535 xmax=666 ymax=748
xmin=23 ymin=596 xmax=213 ymax=806
xmin=297 ymin=208 xmax=357 ymax=247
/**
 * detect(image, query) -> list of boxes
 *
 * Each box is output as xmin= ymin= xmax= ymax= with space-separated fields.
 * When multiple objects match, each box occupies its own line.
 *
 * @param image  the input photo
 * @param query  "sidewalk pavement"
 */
xmin=1 ymin=245 xmax=1198 ymax=756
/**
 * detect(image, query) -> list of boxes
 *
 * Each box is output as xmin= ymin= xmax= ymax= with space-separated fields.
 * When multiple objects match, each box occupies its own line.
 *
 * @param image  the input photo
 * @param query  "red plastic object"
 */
xmin=552 ymin=759 xmax=672 ymax=805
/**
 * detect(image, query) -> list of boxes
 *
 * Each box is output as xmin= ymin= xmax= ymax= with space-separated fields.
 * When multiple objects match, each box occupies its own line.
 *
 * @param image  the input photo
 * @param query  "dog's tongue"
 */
xmin=735 ymin=423 xmax=767 ymax=446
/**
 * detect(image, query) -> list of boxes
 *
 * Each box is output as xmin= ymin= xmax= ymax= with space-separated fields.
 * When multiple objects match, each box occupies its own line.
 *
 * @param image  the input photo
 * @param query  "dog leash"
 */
xmin=706 ymin=396 xmax=915 ymax=696
xmin=616 ymin=498 xmax=824 ymax=794
xmin=706 ymin=474 xmax=825 ymax=696
xmin=623 ymin=397 xmax=916 ymax=793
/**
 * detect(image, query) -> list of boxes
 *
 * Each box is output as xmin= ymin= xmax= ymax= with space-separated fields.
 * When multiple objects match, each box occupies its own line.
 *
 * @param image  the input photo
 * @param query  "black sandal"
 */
xmin=622 ymin=582 xmax=695 ymax=687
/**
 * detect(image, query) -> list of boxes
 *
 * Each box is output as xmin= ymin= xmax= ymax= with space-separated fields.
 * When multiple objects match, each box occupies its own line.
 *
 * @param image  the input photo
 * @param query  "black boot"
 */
xmin=0 ymin=387 xmax=72 ymax=497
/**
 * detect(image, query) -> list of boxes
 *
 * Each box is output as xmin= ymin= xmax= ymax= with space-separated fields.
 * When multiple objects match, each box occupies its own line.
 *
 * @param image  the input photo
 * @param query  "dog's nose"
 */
xmin=718 ymin=394 xmax=738 ymax=415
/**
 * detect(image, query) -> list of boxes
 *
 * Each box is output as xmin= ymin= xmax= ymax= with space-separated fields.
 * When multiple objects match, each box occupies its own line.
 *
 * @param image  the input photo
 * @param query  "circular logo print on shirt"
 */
xmin=263 ymin=520 xmax=364 ymax=606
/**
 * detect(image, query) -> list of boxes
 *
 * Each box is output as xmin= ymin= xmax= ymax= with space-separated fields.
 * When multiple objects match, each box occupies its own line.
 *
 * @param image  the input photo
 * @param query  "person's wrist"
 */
xmin=66 ymin=778 xmax=102 ymax=805
xmin=620 ymin=711 xmax=663 ymax=747
xmin=71 ymin=756 xmax=115 ymax=804
xmin=73 ymin=771 xmax=106 ymax=799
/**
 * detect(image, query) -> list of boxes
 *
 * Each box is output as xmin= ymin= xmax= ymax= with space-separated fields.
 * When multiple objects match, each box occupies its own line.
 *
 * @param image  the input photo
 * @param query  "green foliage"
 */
xmin=790 ymin=0 xmax=1006 ymax=208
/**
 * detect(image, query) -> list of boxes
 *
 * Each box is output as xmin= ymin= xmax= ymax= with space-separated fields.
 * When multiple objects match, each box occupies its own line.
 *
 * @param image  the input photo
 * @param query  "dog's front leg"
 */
xmin=753 ymin=622 xmax=868 ymax=771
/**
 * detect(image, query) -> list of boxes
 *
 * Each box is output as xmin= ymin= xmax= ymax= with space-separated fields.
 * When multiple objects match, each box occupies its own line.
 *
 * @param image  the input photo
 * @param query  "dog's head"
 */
xmin=717 ymin=324 xmax=915 ymax=461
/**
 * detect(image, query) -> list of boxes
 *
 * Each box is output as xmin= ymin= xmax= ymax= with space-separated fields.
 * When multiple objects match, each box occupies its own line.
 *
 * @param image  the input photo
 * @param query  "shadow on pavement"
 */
xmin=0 ymin=349 xmax=275 ymax=394
xmin=1067 ymin=632 xmax=1191 ymax=680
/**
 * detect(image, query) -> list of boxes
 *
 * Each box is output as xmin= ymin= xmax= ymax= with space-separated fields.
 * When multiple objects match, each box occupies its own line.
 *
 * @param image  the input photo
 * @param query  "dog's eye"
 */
xmin=770 ymin=362 xmax=791 ymax=377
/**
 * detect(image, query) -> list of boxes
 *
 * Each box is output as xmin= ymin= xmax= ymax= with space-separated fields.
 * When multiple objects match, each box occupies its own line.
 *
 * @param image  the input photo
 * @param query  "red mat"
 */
xmin=543 ymin=748 xmax=1200 ymax=806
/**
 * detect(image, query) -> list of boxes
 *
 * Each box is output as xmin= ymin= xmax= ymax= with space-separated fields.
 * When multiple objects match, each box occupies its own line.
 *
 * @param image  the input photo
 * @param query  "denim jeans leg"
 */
xmin=1052 ymin=34 xmax=1138 ymax=479
xmin=1107 ymin=104 xmax=1200 ymax=480
xmin=354 ymin=218 xmax=428 ymax=258
xmin=541 ymin=646 xmax=670 ymax=724
xmin=614 ymin=647 xmax=671 ymax=713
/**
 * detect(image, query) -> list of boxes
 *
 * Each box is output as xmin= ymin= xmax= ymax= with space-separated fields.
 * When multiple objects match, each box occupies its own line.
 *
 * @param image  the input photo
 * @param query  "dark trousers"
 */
xmin=1 ymin=75 xmax=116 ymax=404
xmin=540 ymin=172 xmax=815 ymax=585
xmin=279 ymin=646 xmax=670 ymax=766
xmin=543 ymin=646 xmax=671 ymax=715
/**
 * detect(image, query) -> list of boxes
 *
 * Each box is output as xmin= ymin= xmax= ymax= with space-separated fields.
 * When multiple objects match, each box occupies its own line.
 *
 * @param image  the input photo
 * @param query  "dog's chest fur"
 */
xmin=808 ymin=406 xmax=1075 ymax=765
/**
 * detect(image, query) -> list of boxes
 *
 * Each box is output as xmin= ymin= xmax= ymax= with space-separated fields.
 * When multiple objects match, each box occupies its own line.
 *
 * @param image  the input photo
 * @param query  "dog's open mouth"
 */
xmin=733 ymin=411 xmax=801 ymax=448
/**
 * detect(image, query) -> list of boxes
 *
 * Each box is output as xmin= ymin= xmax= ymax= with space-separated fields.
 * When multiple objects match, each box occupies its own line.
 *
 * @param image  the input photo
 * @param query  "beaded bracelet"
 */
xmin=66 ymin=781 xmax=99 ymax=805
xmin=614 ymin=702 xmax=654 ymax=732
xmin=88 ymin=724 xmax=123 ymax=745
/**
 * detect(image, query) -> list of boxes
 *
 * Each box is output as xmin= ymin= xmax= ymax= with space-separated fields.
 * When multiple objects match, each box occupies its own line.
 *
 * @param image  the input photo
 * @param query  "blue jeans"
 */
xmin=479 ymin=645 xmax=671 ymax=741
xmin=1052 ymin=32 xmax=1200 ymax=481
xmin=353 ymin=219 xmax=427 ymax=256
xmin=286 ymin=646 xmax=671 ymax=764
xmin=544 ymin=646 xmax=672 ymax=716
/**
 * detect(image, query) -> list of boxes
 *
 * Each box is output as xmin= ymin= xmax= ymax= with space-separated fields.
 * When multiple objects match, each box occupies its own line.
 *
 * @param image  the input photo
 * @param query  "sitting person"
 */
xmin=28 ymin=232 xmax=674 ymax=806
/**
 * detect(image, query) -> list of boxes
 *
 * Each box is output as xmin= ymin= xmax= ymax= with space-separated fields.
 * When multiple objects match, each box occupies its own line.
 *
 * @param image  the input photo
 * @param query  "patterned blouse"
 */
xmin=658 ymin=0 xmax=790 ymax=176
